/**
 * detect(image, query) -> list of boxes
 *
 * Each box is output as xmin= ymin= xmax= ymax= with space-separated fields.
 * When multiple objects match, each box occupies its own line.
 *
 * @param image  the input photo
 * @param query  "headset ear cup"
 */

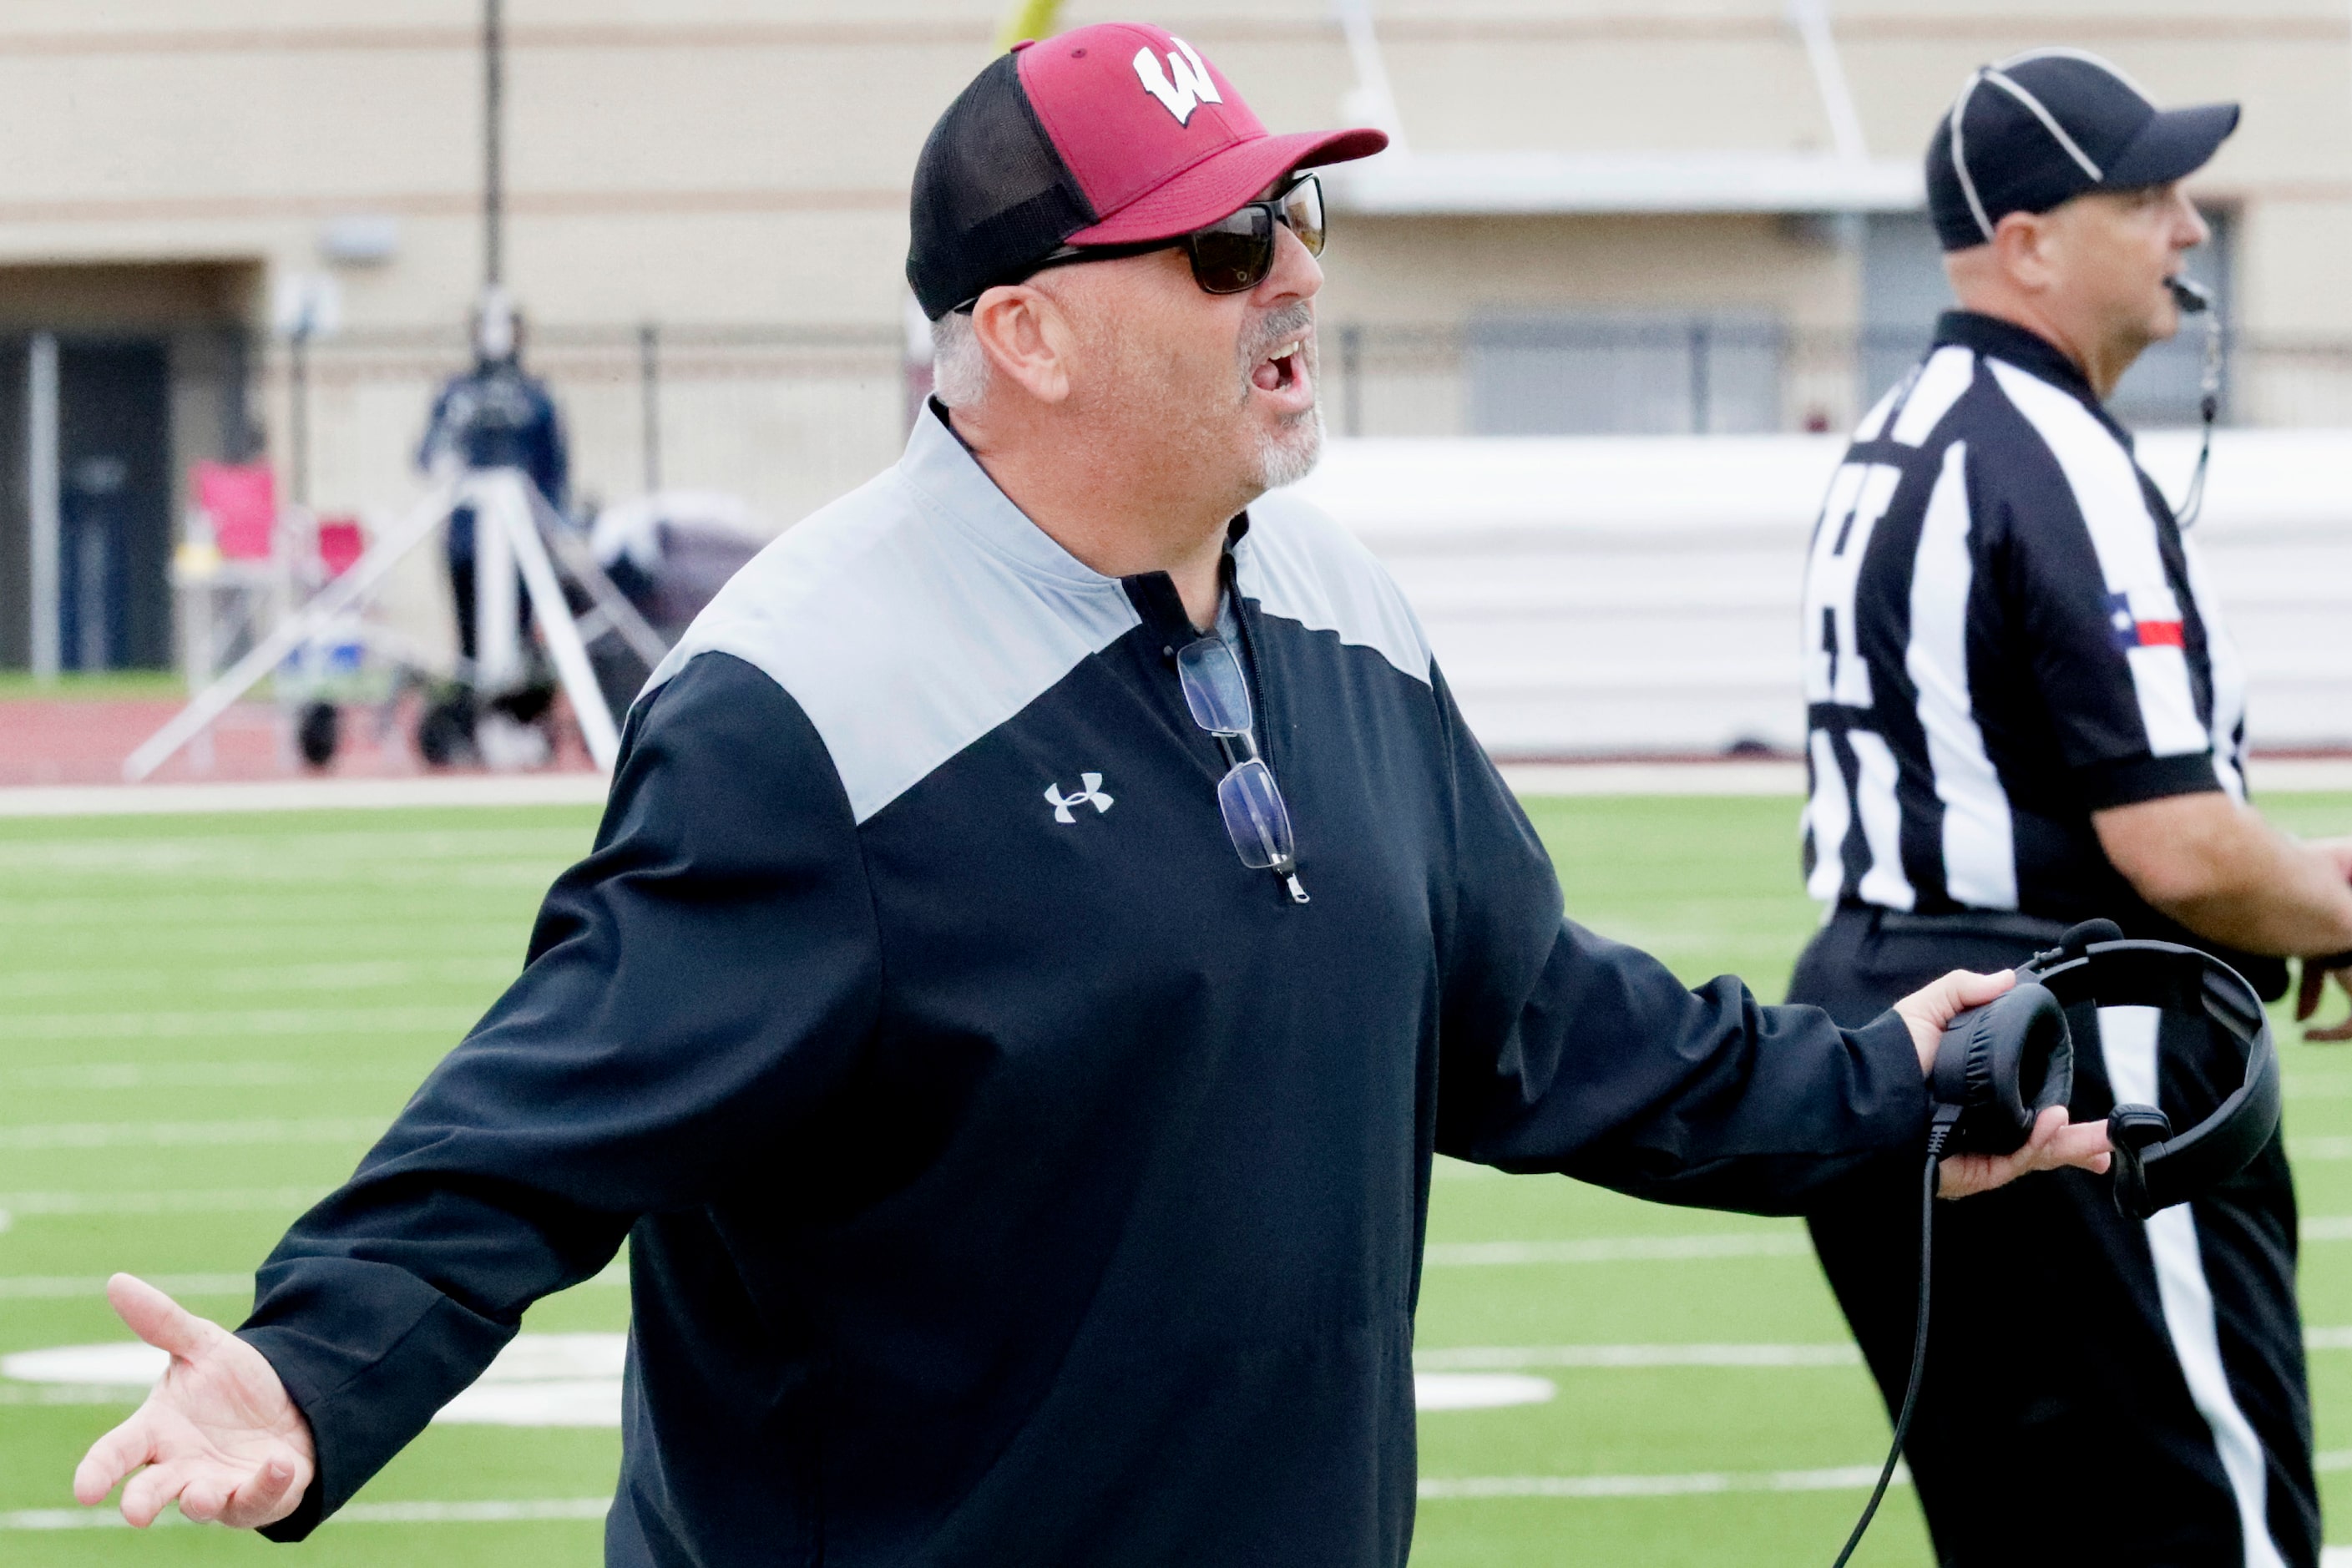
xmin=1932 ymin=983 xmax=2071 ymax=1155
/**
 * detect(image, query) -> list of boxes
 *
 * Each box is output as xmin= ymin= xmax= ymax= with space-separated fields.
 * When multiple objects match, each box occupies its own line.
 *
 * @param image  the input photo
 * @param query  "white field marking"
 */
xmin=0 ymin=1061 xmax=426 ymax=1090
xmin=1417 ymin=1464 xmax=1906 ymax=1500
xmin=1419 ymin=1331 xmax=2352 ymax=1373
xmin=0 ymin=1187 xmax=328 ymax=1217
xmin=2294 ymin=1138 xmax=2352 ymax=1161
xmin=2284 ymin=1074 xmax=2352 ymax=1100
xmin=1418 ymin=1343 xmax=1862 ymax=1369
xmin=2304 ymin=1218 xmax=2352 ymax=1241
xmin=0 ymin=775 xmax=609 ymax=819
xmin=0 ymin=957 xmax=519 ymax=1004
xmin=1492 ymin=757 xmax=2352 ymax=801
xmin=1423 ymin=1234 xmax=1809 ymax=1266
xmin=0 ymin=1117 xmax=389 ymax=1151
xmin=0 ymin=1497 xmax=611 ymax=1530
xmin=0 ymin=826 xmax=586 ymax=873
xmin=0 ymin=1260 xmax=625 ymax=1305
xmin=0 ymin=1272 xmax=254 ymax=1301
xmin=1497 ymin=761 xmax=1803 ymax=797
xmin=5 ymin=1006 xmax=478 ymax=1042
xmin=2324 ymin=1551 xmax=2352 ymax=1568
xmin=1414 ymin=1373 xmax=1555 ymax=1410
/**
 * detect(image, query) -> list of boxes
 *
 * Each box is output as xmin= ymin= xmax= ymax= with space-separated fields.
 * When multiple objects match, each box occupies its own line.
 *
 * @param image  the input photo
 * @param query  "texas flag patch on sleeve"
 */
xmin=2106 ymin=587 xmax=2186 ymax=650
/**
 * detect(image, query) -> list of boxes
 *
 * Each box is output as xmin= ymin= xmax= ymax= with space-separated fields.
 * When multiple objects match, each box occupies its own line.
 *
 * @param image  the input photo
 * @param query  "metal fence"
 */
xmin=259 ymin=324 xmax=909 ymax=534
xmin=1327 ymin=321 xmax=2352 ymax=441
xmin=249 ymin=319 xmax=2352 ymax=535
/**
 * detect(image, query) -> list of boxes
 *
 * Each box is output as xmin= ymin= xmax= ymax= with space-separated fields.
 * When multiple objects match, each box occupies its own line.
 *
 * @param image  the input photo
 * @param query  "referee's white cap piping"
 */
xmin=1946 ymin=61 xmax=2111 ymax=244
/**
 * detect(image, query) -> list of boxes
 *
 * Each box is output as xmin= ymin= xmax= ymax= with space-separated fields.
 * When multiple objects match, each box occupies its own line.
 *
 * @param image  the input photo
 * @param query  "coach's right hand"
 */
xmin=72 ymin=1272 xmax=312 ymax=1529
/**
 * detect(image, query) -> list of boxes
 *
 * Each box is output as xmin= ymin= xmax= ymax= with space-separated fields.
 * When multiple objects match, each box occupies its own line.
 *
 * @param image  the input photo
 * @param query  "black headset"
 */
xmin=1925 ymin=916 xmax=2279 ymax=1217
xmin=1831 ymin=917 xmax=2280 ymax=1567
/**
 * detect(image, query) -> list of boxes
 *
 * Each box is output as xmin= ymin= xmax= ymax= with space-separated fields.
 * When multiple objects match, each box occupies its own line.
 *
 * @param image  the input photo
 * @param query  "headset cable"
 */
xmin=1829 ymin=1115 xmax=1951 ymax=1568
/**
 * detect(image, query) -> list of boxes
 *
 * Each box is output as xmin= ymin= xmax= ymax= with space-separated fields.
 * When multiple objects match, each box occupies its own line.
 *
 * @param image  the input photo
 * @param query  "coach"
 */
xmin=1791 ymin=48 xmax=2352 ymax=1568
xmin=76 ymin=25 xmax=2104 ymax=1565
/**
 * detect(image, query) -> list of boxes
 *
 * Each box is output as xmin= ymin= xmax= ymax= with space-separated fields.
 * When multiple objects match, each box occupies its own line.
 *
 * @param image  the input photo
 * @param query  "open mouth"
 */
xmin=1251 ymin=339 xmax=1307 ymax=395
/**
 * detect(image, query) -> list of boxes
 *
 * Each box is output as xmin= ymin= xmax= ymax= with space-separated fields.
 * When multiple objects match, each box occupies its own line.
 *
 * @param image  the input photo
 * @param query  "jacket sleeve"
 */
xmin=240 ymin=652 xmax=881 ymax=1538
xmin=1427 ymin=665 xmax=1927 ymax=1212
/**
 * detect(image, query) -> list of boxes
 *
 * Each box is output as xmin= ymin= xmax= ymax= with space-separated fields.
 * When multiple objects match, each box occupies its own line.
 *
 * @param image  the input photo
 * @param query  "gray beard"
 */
xmin=1254 ymin=405 xmax=1325 ymax=490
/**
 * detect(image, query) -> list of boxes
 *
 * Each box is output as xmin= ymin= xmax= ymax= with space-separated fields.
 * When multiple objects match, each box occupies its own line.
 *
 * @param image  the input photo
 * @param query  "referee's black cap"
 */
xmin=1926 ymin=49 xmax=2238 ymax=251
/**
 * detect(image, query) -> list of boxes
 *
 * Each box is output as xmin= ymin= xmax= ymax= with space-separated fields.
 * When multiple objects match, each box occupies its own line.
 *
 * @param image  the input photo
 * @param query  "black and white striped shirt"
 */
xmin=1799 ymin=311 xmax=2274 ymax=979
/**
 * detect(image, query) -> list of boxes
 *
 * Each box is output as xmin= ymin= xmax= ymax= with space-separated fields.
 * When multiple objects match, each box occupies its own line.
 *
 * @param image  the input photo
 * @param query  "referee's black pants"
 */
xmin=1791 ymin=905 xmax=2318 ymax=1568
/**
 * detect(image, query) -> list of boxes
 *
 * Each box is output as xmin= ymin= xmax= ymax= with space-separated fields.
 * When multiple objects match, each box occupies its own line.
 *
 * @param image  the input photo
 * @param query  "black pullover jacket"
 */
xmin=241 ymin=406 xmax=1930 ymax=1566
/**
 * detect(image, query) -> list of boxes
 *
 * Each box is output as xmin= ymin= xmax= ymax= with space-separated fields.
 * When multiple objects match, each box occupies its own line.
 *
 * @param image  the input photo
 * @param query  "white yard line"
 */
xmin=0 ymin=1118 xmax=389 ymax=1151
xmin=0 ymin=1272 xmax=255 ymax=1301
xmin=1419 ymin=1464 xmax=1903 ymax=1499
xmin=1492 ymin=756 xmax=2352 ymax=799
xmin=4 ymin=1006 xmax=476 ymax=1042
xmin=1423 ymin=1235 xmax=1810 ymax=1265
xmin=1418 ymin=1344 xmax=1862 ymax=1369
xmin=0 ymin=1257 xmax=626 ymax=1302
xmin=1423 ymin=1449 xmax=2352 ymax=1507
xmin=0 ymin=774 xmax=609 ymax=819
xmin=0 ymin=1188 xmax=328 ymax=1216
xmin=1421 ymin=1333 xmax=2352 ymax=1371
xmin=0 ymin=1498 xmax=611 ymax=1530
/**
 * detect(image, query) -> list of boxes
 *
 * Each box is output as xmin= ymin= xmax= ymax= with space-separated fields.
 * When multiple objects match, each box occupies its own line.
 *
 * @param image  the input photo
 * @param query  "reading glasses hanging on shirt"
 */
xmin=1176 ymin=636 xmax=1309 ymax=905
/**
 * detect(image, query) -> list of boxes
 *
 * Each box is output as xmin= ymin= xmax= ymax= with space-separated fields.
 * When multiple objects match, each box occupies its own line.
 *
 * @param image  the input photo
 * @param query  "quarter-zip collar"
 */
xmin=898 ymin=400 xmax=1128 ymax=590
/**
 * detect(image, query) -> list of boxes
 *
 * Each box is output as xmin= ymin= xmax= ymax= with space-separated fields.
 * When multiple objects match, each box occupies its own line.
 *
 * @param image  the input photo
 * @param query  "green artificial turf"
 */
xmin=3 ymin=793 xmax=2351 ymax=1565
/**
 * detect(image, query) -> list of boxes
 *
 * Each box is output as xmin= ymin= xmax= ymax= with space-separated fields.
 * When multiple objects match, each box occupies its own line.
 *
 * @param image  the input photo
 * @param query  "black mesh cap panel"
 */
xmin=907 ymin=53 xmax=1098 ymax=319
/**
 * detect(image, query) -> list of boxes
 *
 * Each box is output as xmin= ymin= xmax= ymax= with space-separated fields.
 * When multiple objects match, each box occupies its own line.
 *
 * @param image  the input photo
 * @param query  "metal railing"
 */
xmin=245 ymin=320 xmax=2352 ymax=532
xmin=255 ymin=324 xmax=908 ymax=532
xmin=1325 ymin=321 xmax=2352 ymax=440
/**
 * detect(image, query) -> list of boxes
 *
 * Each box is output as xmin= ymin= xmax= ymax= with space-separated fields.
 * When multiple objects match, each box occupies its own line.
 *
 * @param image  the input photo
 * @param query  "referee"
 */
xmin=1793 ymin=51 xmax=2352 ymax=1567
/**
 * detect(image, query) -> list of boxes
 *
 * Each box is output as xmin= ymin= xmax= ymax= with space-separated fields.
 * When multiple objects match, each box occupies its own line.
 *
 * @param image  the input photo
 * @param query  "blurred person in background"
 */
xmin=74 ymin=25 xmax=2107 ymax=1566
xmin=416 ymin=285 xmax=571 ymax=764
xmin=1789 ymin=49 xmax=2352 ymax=1567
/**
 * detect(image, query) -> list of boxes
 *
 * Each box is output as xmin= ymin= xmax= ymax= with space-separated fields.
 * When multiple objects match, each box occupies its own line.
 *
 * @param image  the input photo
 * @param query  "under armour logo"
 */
xmin=1045 ymin=773 xmax=1114 ymax=824
xmin=1133 ymin=38 xmax=1221 ymax=126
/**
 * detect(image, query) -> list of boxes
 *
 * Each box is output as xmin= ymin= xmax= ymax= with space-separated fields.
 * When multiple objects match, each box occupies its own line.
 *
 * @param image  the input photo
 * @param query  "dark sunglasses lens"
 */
xmin=1176 ymin=639 xmax=1253 ymax=735
xmin=1217 ymin=759 xmax=1296 ymax=870
xmin=1187 ymin=209 xmax=1274 ymax=294
xmin=1282 ymin=176 xmax=1325 ymax=257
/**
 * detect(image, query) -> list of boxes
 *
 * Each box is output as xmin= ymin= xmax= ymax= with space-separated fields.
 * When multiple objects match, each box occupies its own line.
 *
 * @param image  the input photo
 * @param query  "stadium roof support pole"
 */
xmin=1788 ymin=0 xmax=1868 ymax=164
xmin=483 ymin=0 xmax=503 ymax=289
xmin=1333 ymin=0 xmax=1409 ymax=154
xmin=26 ymin=331 xmax=58 ymax=683
xmin=639 ymin=324 xmax=660 ymax=493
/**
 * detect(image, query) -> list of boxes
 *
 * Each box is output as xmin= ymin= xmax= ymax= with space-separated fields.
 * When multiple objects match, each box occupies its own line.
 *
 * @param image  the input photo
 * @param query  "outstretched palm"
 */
xmin=73 ymin=1273 xmax=314 ymax=1529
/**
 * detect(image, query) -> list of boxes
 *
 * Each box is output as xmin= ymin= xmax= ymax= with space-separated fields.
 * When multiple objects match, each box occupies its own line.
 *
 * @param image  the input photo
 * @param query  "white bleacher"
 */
xmin=1293 ymin=430 xmax=2352 ymax=759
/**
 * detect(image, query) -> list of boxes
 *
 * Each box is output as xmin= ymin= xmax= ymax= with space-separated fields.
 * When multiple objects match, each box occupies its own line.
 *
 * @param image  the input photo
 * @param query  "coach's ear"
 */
xmin=966 ymin=285 xmax=1075 ymax=407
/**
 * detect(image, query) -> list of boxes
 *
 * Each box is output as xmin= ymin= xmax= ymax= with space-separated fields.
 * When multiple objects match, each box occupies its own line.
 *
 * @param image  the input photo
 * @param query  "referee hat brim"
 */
xmin=2102 ymin=102 xmax=2239 ymax=190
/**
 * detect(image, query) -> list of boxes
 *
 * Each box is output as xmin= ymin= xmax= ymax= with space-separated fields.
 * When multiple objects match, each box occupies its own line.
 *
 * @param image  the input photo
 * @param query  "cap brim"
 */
xmin=1067 ymin=127 xmax=1389 ymax=246
xmin=2103 ymin=102 xmax=2238 ymax=189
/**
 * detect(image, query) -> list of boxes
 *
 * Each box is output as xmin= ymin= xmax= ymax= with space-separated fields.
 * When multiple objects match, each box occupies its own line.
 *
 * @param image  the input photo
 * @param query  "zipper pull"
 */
xmin=1282 ymin=872 xmax=1310 ymax=905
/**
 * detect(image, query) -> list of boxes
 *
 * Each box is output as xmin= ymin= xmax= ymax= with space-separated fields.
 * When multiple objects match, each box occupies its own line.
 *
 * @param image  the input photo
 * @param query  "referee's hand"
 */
xmin=2298 ymin=959 xmax=2352 ymax=1044
xmin=1894 ymin=968 xmax=2115 ymax=1200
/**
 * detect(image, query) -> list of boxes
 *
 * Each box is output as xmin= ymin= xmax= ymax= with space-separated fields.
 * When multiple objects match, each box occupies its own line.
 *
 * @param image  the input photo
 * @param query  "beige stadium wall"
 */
xmin=0 ymin=3 xmax=2344 ymax=667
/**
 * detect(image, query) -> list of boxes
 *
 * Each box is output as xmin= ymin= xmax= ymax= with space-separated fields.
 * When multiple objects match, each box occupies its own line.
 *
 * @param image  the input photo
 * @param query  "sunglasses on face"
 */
xmin=958 ymin=174 xmax=1326 ymax=311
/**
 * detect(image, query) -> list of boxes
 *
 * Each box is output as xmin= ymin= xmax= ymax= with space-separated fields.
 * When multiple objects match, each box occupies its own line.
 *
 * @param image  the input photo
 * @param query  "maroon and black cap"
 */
xmin=908 ymin=23 xmax=1388 ymax=319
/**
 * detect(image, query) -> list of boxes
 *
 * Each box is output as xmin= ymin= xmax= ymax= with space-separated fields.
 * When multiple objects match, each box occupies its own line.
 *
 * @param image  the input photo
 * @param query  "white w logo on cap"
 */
xmin=1133 ymin=38 xmax=1222 ymax=126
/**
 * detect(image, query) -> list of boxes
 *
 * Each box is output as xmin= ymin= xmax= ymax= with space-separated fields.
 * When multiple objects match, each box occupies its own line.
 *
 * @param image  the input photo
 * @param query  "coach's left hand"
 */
xmin=1894 ymin=968 xmax=2115 ymax=1199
